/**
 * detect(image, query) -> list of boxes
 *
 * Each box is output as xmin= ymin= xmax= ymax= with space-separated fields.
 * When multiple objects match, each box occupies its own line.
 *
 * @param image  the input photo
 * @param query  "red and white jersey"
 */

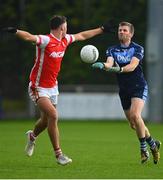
xmin=30 ymin=33 xmax=75 ymax=88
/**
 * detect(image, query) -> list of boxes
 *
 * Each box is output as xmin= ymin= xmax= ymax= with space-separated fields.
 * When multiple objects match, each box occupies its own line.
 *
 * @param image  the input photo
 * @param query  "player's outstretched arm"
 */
xmin=74 ymin=19 xmax=117 ymax=41
xmin=2 ymin=27 xmax=37 ymax=43
xmin=16 ymin=30 xmax=37 ymax=43
xmin=73 ymin=27 xmax=103 ymax=41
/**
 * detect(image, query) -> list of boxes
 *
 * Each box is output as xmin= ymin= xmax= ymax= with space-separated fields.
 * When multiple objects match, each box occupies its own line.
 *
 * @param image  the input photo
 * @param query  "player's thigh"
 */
xmin=129 ymin=86 xmax=147 ymax=115
xmin=37 ymin=97 xmax=58 ymax=119
xmin=130 ymin=97 xmax=145 ymax=115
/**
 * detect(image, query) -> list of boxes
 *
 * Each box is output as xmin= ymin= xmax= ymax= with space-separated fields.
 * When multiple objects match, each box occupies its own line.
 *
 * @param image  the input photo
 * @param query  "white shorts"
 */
xmin=28 ymin=82 xmax=59 ymax=105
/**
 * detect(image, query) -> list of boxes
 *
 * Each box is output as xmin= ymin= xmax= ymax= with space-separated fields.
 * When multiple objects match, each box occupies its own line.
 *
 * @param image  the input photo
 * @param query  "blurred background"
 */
xmin=0 ymin=0 xmax=163 ymax=122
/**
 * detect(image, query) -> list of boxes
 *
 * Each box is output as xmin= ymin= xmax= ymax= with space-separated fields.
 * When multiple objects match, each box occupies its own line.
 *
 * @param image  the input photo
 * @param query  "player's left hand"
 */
xmin=1 ymin=27 xmax=17 ymax=33
xmin=92 ymin=62 xmax=105 ymax=70
xmin=101 ymin=19 xmax=117 ymax=33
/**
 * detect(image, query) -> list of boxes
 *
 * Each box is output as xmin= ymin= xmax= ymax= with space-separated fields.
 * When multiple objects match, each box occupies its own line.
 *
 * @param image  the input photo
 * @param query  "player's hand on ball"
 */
xmin=92 ymin=62 xmax=104 ymax=70
xmin=1 ymin=27 xmax=17 ymax=33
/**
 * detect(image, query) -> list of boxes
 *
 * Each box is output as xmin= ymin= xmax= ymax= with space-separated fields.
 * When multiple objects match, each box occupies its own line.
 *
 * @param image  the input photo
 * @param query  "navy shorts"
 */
xmin=119 ymin=85 xmax=148 ymax=110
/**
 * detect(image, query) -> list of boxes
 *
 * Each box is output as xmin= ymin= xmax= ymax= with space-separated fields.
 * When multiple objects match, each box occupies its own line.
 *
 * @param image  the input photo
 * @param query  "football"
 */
xmin=80 ymin=45 xmax=99 ymax=63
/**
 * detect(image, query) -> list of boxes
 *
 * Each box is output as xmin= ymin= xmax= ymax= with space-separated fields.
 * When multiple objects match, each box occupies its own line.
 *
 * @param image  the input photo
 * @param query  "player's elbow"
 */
xmin=24 ymin=35 xmax=37 ymax=43
xmin=78 ymin=35 xmax=87 ymax=41
xmin=130 ymin=68 xmax=136 ymax=72
xmin=128 ymin=66 xmax=137 ymax=72
xmin=23 ymin=37 xmax=31 ymax=41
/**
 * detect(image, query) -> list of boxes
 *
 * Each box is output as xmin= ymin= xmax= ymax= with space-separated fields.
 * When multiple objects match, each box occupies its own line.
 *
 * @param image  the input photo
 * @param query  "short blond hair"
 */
xmin=119 ymin=21 xmax=134 ymax=34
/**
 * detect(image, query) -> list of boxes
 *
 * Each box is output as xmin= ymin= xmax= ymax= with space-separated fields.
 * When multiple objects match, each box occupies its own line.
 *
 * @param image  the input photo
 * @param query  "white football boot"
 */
xmin=25 ymin=130 xmax=35 ymax=157
xmin=57 ymin=154 xmax=72 ymax=165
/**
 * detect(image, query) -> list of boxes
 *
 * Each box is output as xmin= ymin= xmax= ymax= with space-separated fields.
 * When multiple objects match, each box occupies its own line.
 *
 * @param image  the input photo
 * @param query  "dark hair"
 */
xmin=50 ymin=15 xmax=67 ymax=30
xmin=119 ymin=21 xmax=134 ymax=34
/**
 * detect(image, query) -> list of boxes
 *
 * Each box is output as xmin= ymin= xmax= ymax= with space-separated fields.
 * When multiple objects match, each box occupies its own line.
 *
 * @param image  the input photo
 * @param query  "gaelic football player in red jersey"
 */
xmin=3 ymin=15 xmax=113 ymax=165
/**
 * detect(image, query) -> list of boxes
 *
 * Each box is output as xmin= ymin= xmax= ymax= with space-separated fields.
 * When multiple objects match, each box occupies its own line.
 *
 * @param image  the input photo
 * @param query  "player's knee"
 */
xmin=48 ymin=112 xmax=58 ymax=122
xmin=42 ymin=119 xmax=48 ymax=127
xmin=129 ymin=122 xmax=136 ymax=130
xmin=128 ymin=118 xmax=136 ymax=130
xmin=130 ymin=113 xmax=141 ymax=123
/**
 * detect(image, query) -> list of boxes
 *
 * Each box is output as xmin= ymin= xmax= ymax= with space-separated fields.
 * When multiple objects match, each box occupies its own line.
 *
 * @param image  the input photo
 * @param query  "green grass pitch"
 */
xmin=0 ymin=119 xmax=162 ymax=179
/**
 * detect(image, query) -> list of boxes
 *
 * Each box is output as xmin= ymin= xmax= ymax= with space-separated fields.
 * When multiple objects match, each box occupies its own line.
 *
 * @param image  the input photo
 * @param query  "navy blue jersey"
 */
xmin=106 ymin=42 xmax=147 ymax=90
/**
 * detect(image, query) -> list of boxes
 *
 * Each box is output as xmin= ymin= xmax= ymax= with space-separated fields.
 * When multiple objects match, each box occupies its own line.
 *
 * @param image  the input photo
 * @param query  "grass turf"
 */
xmin=0 ymin=119 xmax=162 ymax=179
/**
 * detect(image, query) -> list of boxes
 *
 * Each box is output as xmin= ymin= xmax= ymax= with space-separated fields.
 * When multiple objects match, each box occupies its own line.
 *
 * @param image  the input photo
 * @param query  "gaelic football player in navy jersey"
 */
xmin=92 ymin=21 xmax=161 ymax=164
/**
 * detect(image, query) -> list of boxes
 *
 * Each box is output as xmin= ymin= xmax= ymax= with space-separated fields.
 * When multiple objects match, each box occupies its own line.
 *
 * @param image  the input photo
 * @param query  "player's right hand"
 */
xmin=1 ymin=27 xmax=17 ymax=33
xmin=92 ymin=62 xmax=104 ymax=70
